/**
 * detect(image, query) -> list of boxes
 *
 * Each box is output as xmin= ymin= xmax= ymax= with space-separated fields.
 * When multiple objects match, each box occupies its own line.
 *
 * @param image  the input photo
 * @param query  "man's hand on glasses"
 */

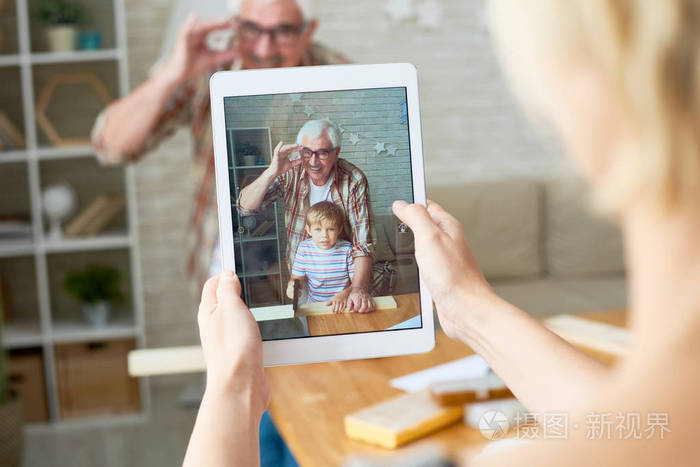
xmin=163 ymin=13 xmax=239 ymax=85
xmin=267 ymin=141 xmax=304 ymax=178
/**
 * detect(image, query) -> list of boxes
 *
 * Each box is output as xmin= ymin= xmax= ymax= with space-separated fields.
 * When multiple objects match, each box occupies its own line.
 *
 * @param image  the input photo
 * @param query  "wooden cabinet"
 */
xmin=55 ymin=339 xmax=140 ymax=419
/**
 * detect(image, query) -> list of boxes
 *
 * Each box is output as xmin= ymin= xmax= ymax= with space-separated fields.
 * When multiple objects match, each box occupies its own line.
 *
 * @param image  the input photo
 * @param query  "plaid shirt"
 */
xmin=92 ymin=43 xmax=349 ymax=288
xmin=237 ymin=158 xmax=375 ymax=271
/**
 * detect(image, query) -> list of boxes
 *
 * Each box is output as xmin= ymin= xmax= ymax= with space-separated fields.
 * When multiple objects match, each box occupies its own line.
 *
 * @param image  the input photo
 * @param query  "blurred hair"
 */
xmin=305 ymin=201 xmax=344 ymax=229
xmin=228 ymin=0 xmax=317 ymax=20
xmin=488 ymin=0 xmax=700 ymax=214
xmin=296 ymin=119 xmax=342 ymax=148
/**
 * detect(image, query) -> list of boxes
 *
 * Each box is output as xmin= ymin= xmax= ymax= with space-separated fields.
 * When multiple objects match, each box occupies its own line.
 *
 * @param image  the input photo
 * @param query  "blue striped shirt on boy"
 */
xmin=291 ymin=238 xmax=355 ymax=303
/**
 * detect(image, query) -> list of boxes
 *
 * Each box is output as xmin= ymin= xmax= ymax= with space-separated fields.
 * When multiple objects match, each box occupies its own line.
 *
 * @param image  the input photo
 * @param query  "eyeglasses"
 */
xmin=300 ymin=147 xmax=335 ymax=161
xmin=237 ymin=20 xmax=306 ymax=46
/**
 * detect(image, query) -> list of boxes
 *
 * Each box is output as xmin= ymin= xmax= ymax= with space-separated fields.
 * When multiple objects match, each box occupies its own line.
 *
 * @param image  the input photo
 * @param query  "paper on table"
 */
xmin=390 ymin=355 xmax=491 ymax=392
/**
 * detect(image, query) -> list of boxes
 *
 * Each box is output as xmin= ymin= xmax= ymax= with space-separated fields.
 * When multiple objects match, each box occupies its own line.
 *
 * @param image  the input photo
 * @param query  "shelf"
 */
xmin=25 ymin=412 xmax=146 ymax=431
xmin=3 ymin=322 xmax=43 ymax=349
xmin=44 ymin=234 xmax=131 ymax=254
xmin=236 ymin=235 xmax=277 ymax=243
xmin=51 ymin=320 xmax=137 ymax=344
xmin=37 ymin=145 xmax=95 ymax=160
xmin=30 ymin=49 xmax=121 ymax=65
xmin=0 ymin=55 xmax=22 ymax=67
xmin=239 ymin=270 xmax=281 ymax=278
xmin=0 ymin=150 xmax=28 ymax=163
xmin=0 ymin=238 xmax=34 ymax=257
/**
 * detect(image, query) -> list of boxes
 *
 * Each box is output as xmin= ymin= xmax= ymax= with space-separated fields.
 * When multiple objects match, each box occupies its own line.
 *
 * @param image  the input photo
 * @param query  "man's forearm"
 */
xmin=238 ymin=168 xmax=277 ymax=213
xmin=98 ymin=66 xmax=184 ymax=164
xmin=350 ymin=255 xmax=372 ymax=290
xmin=452 ymin=292 xmax=612 ymax=415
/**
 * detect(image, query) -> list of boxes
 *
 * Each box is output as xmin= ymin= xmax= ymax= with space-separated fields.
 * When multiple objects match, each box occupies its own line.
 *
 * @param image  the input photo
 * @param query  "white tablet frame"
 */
xmin=210 ymin=63 xmax=434 ymax=366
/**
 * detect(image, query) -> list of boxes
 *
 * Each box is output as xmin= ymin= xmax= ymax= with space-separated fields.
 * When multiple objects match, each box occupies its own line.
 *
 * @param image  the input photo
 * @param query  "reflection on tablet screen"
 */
xmin=223 ymin=87 xmax=421 ymax=341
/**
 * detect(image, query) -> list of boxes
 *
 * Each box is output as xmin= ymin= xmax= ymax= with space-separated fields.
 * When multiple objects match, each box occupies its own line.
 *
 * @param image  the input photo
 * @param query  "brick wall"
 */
xmin=225 ymin=88 xmax=413 ymax=217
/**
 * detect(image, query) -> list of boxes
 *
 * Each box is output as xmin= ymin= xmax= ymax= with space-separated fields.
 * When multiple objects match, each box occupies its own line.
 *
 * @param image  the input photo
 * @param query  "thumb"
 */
xmin=392 ymin=200 xmax=438 ymax=238
xmin=216 ymin=270 xmax=242 ymax=306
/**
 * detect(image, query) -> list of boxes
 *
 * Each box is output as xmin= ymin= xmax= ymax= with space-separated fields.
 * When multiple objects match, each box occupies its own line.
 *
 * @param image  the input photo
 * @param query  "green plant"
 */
xmin=33 ymin=0 xmax=85 ymax=26
xmin=236 ymin=142 xmax=260 ymax=156
xmin=63 ymin=265 xmax=124 ymax=304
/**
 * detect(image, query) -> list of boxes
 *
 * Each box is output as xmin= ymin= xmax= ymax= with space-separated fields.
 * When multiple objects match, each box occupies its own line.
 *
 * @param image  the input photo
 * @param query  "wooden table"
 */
xmin=307 ymin=293 xmax=420 ymax=336
xmin=265 ymin=309 xmax=627 ymax=466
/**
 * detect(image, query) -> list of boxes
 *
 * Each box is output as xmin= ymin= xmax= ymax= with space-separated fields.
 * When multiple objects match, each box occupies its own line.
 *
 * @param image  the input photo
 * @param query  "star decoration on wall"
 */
xmin=303 ymin=104 xmax=314 ymax=117
xmin=374 ymin=142 xmax=386 ymax=154
xmin=385 ymin=0 xmax=415 ymax=24
xmin=347 ymin=133 xmax=360 ymax=145
xmin=386 ymin=145 xmax=398 ymax=156
xmin=417 ymin=0 xmax=443 ymax=30
xmin=290 ymin=93 xmax=303 ymax=103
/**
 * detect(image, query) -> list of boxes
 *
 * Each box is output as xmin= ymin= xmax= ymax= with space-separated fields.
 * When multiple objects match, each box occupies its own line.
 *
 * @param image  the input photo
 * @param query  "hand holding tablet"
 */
xmin=209 ymin=63 xmax=434 ymax=366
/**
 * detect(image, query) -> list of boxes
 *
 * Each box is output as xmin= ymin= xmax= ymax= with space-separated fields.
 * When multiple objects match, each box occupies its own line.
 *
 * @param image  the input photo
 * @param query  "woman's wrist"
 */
xmin=446 ymin=282 xmax=506 ymax=343
xmin=203 ymin=379 xmax=267 ymax=420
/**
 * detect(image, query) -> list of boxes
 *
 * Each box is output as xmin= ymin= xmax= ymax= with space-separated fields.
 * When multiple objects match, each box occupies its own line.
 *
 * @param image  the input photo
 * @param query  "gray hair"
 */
xmin=227 ymin=0 xmax=318 ymax=20
xmin=296 ymin=119 xmax=342 ymax=148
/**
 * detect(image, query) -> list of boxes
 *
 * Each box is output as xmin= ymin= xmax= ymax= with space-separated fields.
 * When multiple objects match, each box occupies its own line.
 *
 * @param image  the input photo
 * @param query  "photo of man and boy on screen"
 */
xmin=223 ymin=87 xmax=421 ymax=340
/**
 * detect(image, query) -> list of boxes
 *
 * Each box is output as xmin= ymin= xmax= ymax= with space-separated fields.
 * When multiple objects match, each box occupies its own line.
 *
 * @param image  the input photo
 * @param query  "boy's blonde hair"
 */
xmin=489 ymin=0 xmax=700 ymax=214
xmin=306 ymin=201 xmax=344 ymax=229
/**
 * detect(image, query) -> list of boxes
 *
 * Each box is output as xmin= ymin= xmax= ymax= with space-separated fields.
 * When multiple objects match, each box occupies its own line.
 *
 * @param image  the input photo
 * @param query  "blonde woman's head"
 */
xmin=488 ymin=0 xmax=700 ymax=215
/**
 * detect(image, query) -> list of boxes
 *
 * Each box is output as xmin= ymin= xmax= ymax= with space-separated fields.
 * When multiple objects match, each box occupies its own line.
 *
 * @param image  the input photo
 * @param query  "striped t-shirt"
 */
xmin=291 ymin=238 xmax=355 ymax=303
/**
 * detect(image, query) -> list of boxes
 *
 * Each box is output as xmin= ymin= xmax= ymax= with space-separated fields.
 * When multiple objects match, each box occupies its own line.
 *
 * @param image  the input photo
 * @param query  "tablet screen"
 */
xmin=223 ymin=87 xmax=421 ymax=341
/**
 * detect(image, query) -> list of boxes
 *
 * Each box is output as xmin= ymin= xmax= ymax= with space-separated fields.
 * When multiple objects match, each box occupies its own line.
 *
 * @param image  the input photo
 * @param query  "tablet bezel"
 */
xmin=210 ymin=63 xmax=434 ymax=366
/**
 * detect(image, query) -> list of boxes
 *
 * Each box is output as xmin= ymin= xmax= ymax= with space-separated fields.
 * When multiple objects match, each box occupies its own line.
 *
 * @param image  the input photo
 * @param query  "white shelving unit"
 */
xmin=0 ymin=0 xmax=148 ymax=424
xmin=227 ymin=127 xmax=288 ymax=307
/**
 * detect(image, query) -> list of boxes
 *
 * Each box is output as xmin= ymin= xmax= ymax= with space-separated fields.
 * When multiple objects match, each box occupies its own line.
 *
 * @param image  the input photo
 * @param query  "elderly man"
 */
xmin=239 ymin=119 xmax=376 ymax=313
xmin=91 ymin=0 xmax=348 ymax=287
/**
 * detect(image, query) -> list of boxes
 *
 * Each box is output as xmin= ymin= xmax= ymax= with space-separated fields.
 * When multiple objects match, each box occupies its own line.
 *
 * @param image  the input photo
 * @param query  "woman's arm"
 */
xmin=393 ymin=200 xmax=612 ymax=414
xmin=185 ymin=388 xmax=262 ymax=467
xmin=183 ymin=271 xmax=270 ymax=467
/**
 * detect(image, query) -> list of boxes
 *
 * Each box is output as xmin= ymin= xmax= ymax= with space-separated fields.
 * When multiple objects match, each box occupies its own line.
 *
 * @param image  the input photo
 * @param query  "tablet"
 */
xmin=210 ymin=63 xmax=434 ymax=366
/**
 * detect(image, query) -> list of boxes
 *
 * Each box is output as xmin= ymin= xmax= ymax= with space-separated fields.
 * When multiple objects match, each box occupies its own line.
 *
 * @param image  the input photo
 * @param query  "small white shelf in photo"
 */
xmin=30 ymin=49 xmax=121 ymax=65
xmin=43 ymin=234 xmax=131 ymax=254
xmin=239 ymin=269 xmax=281 ymax=279
xmin=3 ymin=322 xmax=43 ymax=349
xmin=237 ymin=235 xmax=277 ymax=243
xmin=0 ymin=150 xmax=28 ymax=163
xmin=232 ymin=165 xmax=270 ymax=170
xmin=0 ymin=238 xmax=35 ymax=258
xmin=36 ymin=145 xmax=95 ymax=160
xmin=51 ymin=319 xmax=138 ymax=344
xmin=0 ymin=54 xmax=22 ymax=67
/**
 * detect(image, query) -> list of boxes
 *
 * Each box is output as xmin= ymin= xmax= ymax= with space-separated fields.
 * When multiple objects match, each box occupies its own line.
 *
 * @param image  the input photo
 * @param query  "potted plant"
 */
xmin=64 ymin=265 xmax=124 ymax=328
xmin=33 ymin=0 xmax=86 ymax=52
xmin=0 ymin=313 xmax=23 ymax=467
xmin=236 ymin=142 xmax=261 ymax=166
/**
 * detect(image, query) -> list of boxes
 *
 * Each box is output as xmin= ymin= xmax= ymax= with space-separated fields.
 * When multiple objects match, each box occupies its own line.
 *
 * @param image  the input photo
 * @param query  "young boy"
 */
xmin=286 ymin=201 xmax=354 ymax=313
